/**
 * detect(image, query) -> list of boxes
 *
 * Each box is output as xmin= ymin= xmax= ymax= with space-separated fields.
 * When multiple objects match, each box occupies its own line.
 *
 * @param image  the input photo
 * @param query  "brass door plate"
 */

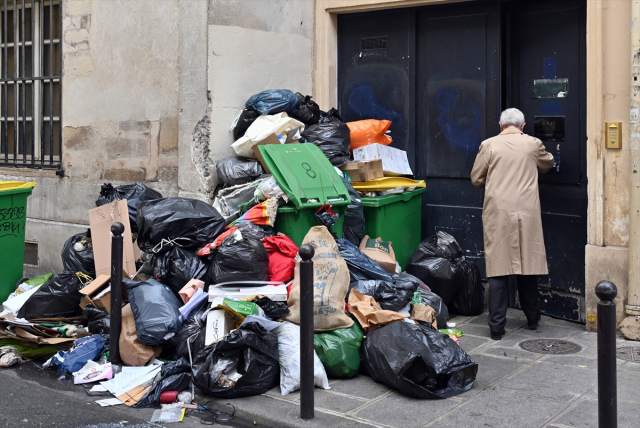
xmin=605 ymin=122 xmax=622 ymax=149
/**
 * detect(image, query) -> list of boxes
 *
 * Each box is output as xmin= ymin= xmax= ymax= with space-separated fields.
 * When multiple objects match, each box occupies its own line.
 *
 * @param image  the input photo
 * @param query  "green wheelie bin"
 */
xmin=0 ymin=181 xmax=37 ymax=302
xmin=257 ymin=144 xmax=350 ymax=246
xmin=360 ymin=187 xmax=426 ymax=270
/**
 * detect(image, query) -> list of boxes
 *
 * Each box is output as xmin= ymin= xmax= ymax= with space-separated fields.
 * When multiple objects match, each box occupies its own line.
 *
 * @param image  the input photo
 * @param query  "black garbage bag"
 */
xmin=61 ymin=232 xmax=95 ymax=277
xmin=133 ymin=358 xmax=192 ymax=408
xmin=361 ymin=321 xmax=478 ymax=399
xmin=83 ymin=305 xmax=110 ymax=335
xmin=340 ymin=175 xmax=365 ymax=246
xmin=128 ymin=279 xmax=183 ymax=346
xmin=413 ymin=283 xmax=450 ymax=327
xmin=251 ymin=296 xmax=289 ymax=320
xmin=405 ymin=231 xmax=464 ymax=305
xmin=374 ymin=273 xmax=421 ymax=312
xmin=234 ymin=221 xmax=266 ymax=241
xmin=96 ymin=183 xmax=163 ymax=233
xmin=301 ymin=122 xmax=351 ymax=167
xmin=154 ymin=247 xmax=209 ymax=294
xmin=17 ymin=272 xmax=84 ymax=320
xmin=137 ymin=198 xmax=225 ymax=253
xmin=192 ymin=322 xmax=280 ymax=398
xmin=173 ymin=306 xmax=208 ymax=360
xmin=337 ymin=238 xmax=393 ymax=283
xmin=290 ymin=93 xmax=321 ymax=126
xmin=245 ymin=89 xmax=301 ymax=116
xmin=208 ymin=235 xmax=269 ymax=284
xmin=216 ymin=157 xmax=265 ymax=189
xmin=233 ymin=108 xmax=261 ymax=141
xmin=449 ymin=260 xmax=484 ymax=316
xmin=315 ymin=204 xmax=339 ymax=237
xmin=348 ymin=279 xmax=383 ymax=299
xmin=318 ymin=108 xmax=342 ymax=124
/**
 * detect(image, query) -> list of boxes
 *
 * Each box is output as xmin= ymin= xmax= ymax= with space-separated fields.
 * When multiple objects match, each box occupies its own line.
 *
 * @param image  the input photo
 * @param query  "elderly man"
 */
xmin=470 ymin=108 xmax=555 ymax=340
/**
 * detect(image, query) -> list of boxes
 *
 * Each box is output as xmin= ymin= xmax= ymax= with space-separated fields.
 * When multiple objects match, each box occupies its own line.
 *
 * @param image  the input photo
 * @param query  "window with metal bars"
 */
xmin=0 ymin=0 xmax=61 ymax=169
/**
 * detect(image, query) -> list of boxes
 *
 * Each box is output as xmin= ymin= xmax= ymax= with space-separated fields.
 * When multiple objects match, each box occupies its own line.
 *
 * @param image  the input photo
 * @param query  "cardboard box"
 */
xmin=340 ymin=159 xmax=384 ymax=182
xmin=119 ymin=304 xmax=162 ymax=367
xmin=179 ymin=279 xmax=205 ymax=304
xmin=360 ymin=236 xmax=397 ymax=274
xmin=353 ymin=143 xmax=413 ymax=176
xmin=251 ymin=130 xmax=300 ymax=173
xmin=89 ymin=200 xmax=137 ymax=278
xmin=205 ymin=308 xmax=234 ymax=346
xmin=79 ymin=273 xmax=128 ymax=313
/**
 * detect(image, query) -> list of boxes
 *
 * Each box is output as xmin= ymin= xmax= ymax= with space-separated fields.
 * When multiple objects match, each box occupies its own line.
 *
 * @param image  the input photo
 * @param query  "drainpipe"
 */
xmin=621 ymin=0 xmax=640 ymax=341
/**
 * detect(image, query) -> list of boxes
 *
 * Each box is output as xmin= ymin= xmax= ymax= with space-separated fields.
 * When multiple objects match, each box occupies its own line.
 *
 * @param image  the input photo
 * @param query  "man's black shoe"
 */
xmin=490 ymin=330 xmax=505 ymax=340
xmin=527 ymin=316 xmax=541 ymax=330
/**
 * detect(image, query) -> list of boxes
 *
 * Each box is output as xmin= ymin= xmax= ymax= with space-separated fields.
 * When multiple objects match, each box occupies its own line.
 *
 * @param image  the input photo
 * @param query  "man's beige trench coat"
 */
xmin=470 ymin=127 xmax=554 ymax=277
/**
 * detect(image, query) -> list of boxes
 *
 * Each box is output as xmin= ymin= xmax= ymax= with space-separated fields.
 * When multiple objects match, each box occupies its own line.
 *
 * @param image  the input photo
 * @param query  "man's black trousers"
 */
xmin=487 ymin=275 xmax=540 ymax=333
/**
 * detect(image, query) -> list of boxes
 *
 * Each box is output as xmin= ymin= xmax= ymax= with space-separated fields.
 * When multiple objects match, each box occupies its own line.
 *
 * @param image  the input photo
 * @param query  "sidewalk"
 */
xmin=1 ymin=309 xmax=639 ymax=428
xmin=227 ymin=308 xmax=640 ymax=428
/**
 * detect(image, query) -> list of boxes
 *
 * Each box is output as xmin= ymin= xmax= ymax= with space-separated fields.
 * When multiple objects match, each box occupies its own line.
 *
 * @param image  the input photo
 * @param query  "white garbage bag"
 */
xmin=275 ymin=322 xmax=330 ymax=395
xmin=231 ymin=112 xmax=304 ymax=158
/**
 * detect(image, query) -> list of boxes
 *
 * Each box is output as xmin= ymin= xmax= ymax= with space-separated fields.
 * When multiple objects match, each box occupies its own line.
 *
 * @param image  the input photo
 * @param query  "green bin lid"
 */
xmin=361 ymin=186 xmax=426 ymax=207
xmin=258 ymin=144 xmax=350 ymax=209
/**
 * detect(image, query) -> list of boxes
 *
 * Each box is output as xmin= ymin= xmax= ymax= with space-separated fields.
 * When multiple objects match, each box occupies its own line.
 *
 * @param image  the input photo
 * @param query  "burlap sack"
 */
xmin=283 ymin=226 xmax=353 ymax=332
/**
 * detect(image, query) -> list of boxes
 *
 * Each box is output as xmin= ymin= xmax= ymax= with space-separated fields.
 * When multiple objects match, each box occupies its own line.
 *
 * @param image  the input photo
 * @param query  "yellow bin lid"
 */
xmin=351 ymin=177 xmax=426 ymax=192
xmin=0 ymin=181 xmax=38 ymax=192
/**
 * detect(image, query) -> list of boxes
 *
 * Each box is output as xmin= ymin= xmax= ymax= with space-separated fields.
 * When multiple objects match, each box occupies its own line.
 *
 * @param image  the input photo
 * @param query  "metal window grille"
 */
xmin=361 ymin=37 xmax=387 ymax=51
xmin=23 ymin=240 xmax=37 ymax=265
xmin=0 ymin=0 xmax=61 ymax=169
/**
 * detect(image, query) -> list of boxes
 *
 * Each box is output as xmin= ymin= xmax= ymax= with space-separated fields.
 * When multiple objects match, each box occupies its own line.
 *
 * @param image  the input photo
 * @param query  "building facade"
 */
xmin=0 ymin=0 xmax=638 ymax=338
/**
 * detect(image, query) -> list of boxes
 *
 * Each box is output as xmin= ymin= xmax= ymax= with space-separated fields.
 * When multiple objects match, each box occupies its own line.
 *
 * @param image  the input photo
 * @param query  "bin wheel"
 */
xmin=15 ymin=278 xmax=29 ymax=290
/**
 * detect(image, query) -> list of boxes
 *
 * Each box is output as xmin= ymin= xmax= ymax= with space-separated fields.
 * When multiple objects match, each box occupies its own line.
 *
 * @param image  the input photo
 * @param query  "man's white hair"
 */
xmin=499 ymin=108 xmax=525 ymax=127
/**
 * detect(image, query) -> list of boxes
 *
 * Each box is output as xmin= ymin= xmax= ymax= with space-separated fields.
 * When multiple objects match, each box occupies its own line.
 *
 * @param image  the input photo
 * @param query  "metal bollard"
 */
xmin=109 ymin=222 xmax=124 ymax=365
xmin=299 ymin=244 xmax=315 ymax=420
xmin=595 ymin=280 xmax=618 ymax=428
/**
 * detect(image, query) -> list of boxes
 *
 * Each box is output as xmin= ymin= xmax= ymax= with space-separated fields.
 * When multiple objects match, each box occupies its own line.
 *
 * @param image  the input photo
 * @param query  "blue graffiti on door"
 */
xmin=347 ymin=84 xmax=404 ymax=128
xmin=434 ymin=86 xmax=481 ymax=151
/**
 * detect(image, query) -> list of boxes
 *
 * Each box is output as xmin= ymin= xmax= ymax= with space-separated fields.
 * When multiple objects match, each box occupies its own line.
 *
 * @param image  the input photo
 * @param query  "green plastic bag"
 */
xmin=222 ymin=299 xmax=260 ymax=317
xmin=23 ymin=273 xmax=53 ymax=287
xmin=313 ymin=321 xmax=364 ymax=378
xmin=0 ymin=339 xmax=58 ymax=359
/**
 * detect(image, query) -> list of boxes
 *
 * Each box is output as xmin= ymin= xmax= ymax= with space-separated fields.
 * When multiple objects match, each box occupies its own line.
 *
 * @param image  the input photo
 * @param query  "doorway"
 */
xmin=338 ymin=0 xmax=587 ymax=322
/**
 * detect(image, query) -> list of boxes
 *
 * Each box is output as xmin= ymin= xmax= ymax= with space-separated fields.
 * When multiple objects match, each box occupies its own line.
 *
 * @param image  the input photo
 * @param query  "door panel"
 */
xmin=338 ymin=9 xmax=415 ymax=170
xmin=509 ymin=0 xmax=587 ymax=321
xmin=417 ymin=4 xmax=500 ymax=278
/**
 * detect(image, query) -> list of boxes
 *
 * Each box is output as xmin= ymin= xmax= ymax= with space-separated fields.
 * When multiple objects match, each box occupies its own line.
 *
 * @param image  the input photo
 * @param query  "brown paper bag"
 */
xmin=411 ymin=304 xmax=438 ymax=330
xmin=348 ymin=289 xmax=407 ymax=332
xmin=119 ymin=304 xmax=161 ymax=366
xmin=359 ymin=236 xmax=397 ymax=274
xmin=283 ymin=226 xmax=353 ymax=332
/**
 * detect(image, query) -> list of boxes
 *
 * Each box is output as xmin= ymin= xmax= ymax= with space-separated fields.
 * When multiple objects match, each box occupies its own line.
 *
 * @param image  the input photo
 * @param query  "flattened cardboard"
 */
xmin=119 ymin=304 xmax=162 ymax=367
xmin=205 ymin=309 xmax=234 ymax=346
xmin=359 ymin=236 xmax=397 ymax=274
xmin=340 ymin=159 xmax=384 ymax=182
xmin=348 ymin=289 xmax=407 ymax=332
xmin=89 ymin=200 xmax=137 ymax=278
xmin=251 ymin=131 xmax=300 ymax=173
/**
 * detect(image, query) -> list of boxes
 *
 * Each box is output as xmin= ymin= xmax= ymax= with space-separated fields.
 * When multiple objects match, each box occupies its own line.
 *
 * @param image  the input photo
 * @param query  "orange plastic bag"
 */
xmin=346 ymin=119 xmax=393 ymax=150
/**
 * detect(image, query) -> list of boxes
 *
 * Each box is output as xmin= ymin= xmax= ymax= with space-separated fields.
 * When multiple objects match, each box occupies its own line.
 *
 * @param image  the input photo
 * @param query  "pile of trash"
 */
xmin=0 ymin=88 xmax=484 ymax=421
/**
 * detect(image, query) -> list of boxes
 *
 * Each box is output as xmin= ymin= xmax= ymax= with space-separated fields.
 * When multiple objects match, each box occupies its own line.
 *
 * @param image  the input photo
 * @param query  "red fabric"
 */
xmin=262 ymin=235 xmax=298 ymax=283
xmin=197 ymin=227 xmax=237 ymax=256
